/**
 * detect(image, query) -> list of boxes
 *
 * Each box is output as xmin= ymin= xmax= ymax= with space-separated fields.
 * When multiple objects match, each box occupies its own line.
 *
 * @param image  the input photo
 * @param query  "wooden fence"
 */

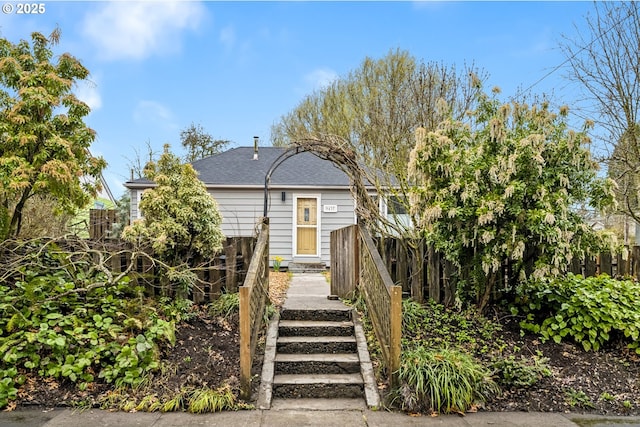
xmin=89 ymin=209 xmax=118 ymax=240
xmin=111 ymin=237 xmax=256 ymax=301
xmin=330 ymin=224 xmax=359 ymax=298
xmin=373 ymin=236 xmax=640 ymax=305
xmin=1 ymin=235 xmax=258 ymax=303
xmin=0 ymin=236 xmax=254 ymax=304
xmin=239 ymin=218 xmax=270 ymax=400
xmin=333 ymin=224 xmax=401 ymax=388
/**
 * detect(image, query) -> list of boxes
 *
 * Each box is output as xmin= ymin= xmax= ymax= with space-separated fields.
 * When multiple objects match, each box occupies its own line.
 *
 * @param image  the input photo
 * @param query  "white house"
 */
xmin=124 ymin=146 xmax=372 ymax=269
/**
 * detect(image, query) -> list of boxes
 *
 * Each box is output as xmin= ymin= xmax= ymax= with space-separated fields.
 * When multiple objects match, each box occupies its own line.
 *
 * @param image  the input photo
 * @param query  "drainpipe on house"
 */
xmin=253 ymin=136 xmax=259 ymax=160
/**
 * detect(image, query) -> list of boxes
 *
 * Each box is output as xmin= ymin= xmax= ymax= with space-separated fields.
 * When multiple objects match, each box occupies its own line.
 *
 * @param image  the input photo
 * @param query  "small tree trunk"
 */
xmin=409 ymin=243 xmax=424 ymax=303
xmin=9 ymin=189 xmax=32 ymax=238
xmin=478 ymin=272 xmax=496 ymax=313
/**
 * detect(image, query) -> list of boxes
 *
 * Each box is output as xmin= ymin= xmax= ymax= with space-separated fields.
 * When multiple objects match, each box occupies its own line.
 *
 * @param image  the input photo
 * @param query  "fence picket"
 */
xmin=358 ymin=225 xmax=401 ymax=388
xmin=332 ymin=227 xmax=640 ymax=305
xmin=239 ymin=218 xmax=269 ymax=400
xmin=82 ymin=237 xmax=255 ymax=303
xmin=330 ymin=225 xmax=358 ymax=298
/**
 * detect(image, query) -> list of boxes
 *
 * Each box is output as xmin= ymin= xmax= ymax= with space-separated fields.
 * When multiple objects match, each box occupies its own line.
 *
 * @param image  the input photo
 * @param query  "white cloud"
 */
xmin=304 ymin=68 xmax=338 ymax=91
xmin=219 ymin=25 xmax=236 ymax=50
xmin=81 ymin=1 xmax=205 ymax=61
xmin=74 ymin=78 xmax=102 ymax=112
xmin=218 ymin=24 xmax=254 ymax=64
xmin=133 ymin=100 xmax=176 ymax=130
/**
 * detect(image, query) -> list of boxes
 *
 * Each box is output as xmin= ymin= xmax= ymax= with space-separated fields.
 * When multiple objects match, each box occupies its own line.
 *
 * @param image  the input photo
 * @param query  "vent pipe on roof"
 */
xmin=253 ymin=136 xmax=259 ymax=160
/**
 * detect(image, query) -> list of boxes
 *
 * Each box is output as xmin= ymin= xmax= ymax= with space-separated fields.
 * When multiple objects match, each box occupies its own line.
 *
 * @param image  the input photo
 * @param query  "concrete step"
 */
xmin=272 ymin=373 xmax=364 ymax=399
xmin=287 ymin=262 xmax=327 ymax=273
xmin=273 ymin=373 xmax=364 ymax=385
xmin=277 ymin=335 xmax=357 ymax=354
xmin=278 ymin=320 xmax=354 ymax=337
xmin=275 ymin=353 xmax=359 ymax=363
xmin=280 ymin=307 xmax=352 ymax=322
xmin=270 ymin=398 xmax=367 ymax=411
xmin=275 ymin=353 xmax=361 ymax=375
xmin=257 ymin=302 xmax=380 ymax=410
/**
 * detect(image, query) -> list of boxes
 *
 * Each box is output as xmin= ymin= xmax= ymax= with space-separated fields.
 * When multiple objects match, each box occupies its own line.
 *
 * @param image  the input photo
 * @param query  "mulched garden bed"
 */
xmin=8 ymin=272 xmax=640 ymax=416
xmin=481 ymin=315 xmax=640 ymax=416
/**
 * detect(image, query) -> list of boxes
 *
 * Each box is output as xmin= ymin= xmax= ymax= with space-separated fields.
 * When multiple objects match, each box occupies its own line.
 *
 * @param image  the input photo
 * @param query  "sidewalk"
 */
xmin=1 ymin=273 xmax=639 ymax=427
xmin=2 ymin=405 xmax=624 ymax=427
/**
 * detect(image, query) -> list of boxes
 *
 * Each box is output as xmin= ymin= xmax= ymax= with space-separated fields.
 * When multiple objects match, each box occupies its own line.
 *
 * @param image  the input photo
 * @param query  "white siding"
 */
xmin=209 ymin=189 xmax=266 ymax=236
xmin=268 ymin=190 xmax=295 ymax=266
xmin=129 ymin=186 xmax=356 ymax=268
xmin=315 ymin=190 xmax=357 ymax=266
xmin=212 ymin=188 xmax=356 ymax=267
xmin=129 ymin=189 xmax=141 ymax=220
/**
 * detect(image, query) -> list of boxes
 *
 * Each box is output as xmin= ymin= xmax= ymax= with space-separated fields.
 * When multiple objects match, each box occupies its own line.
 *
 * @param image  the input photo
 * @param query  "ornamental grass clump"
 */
xmin=392 ymin=346 xmax=499 ymax=414
xmin=187 ymin=384 xmax=236 ymax=413
xmin=209 ymin=292 xmax=239 ymax=319
xmin=98 ymin=384 xmax=239 ymax=413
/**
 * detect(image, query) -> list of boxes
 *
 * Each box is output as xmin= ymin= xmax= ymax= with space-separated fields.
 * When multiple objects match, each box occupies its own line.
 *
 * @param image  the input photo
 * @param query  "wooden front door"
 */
xmin=296 ymin=197 xmax=318 ymax=255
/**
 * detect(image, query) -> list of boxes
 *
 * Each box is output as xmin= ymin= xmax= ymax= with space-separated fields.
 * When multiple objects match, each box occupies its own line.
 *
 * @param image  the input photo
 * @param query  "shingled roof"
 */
xmin=125 ymin=147 xmax=352 ymax=188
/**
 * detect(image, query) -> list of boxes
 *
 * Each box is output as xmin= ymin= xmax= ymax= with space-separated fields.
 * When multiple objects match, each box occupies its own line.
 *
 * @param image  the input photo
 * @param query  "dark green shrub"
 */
xmin=0 ymin=367 xmax=22 ymax=409
xmin=515 ymin=273 xmax=640 ymax=353
xmin=491 ymin=354 xmax=551 ymax=388
xmin=401 ymin=299 xmax=504 ymax=356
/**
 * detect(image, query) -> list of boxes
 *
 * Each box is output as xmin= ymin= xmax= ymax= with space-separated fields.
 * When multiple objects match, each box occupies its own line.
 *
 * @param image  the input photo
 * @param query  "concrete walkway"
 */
xmin=5 ymin=405 xmax=637 ymax=427
xmin=281 ymin=271 xmax=346 ymax=311
xmin=2 ymin=273 xmax=640 ymax=427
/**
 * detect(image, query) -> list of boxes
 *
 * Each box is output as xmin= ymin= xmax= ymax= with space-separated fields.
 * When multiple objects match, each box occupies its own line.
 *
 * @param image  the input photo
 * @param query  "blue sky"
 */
xmin=0 ymin=1 xmax=597 ymax=198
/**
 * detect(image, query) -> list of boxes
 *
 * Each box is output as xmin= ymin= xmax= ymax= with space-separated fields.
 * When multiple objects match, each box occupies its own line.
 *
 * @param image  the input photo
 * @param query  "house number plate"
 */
xmin=323 ymin=205 xmax=338 ymax=213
